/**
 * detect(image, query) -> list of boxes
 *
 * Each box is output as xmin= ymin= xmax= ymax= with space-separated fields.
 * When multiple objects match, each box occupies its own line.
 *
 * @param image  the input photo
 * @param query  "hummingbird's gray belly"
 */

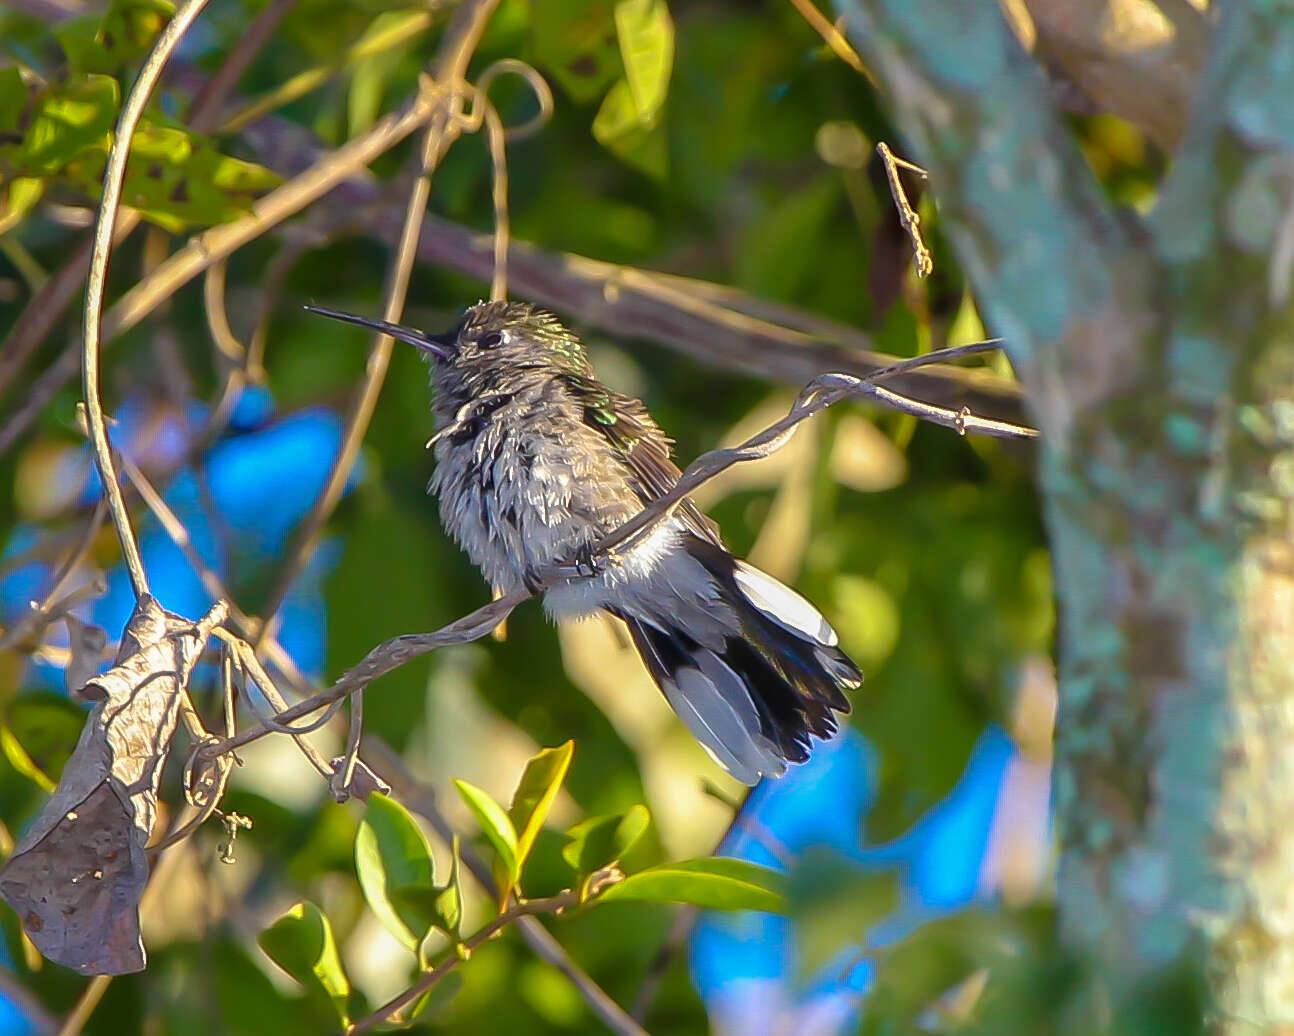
xmin=428 ymin=398 xmax=736 ymax=637
xmin=430 ymin=400 xmax=651 ymax=590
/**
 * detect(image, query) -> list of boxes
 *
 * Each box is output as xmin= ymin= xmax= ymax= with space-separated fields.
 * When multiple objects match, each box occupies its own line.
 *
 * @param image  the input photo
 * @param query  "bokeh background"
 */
xmin=0 ymin=0 xmax=1144 ymax=1030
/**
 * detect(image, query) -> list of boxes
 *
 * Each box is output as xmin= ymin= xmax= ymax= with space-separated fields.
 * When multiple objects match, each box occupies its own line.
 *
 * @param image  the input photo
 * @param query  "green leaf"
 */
xmin=0 ymin=68 xmax=30 ymax=136
xmin=562 ymin=804 xmax=650 ymax=878
xmin=613 ymin=0 xmax=673 ymax=122
xmin=55 ymin=16 xmax=117 ymax=76
xmin=454 ymin=779 xmax=518 ymax=883
xmin=531 ymin=0 xmax=621 ymax=103
xmin=0 ymin=178 xmax=44 ymax=238
xmin=598 ymin=857 xmax=788 ymax=913
xmin=2 ymin=693 xmax=86 ymax=785
xmin=99 ymin=0 xmax=176 ymax=66
xmin=0 ymin=727 xmax=54 ymax=792
xmin=592 ymin=79 xmax=668 ymax=177
xmin=432 ymin=833 xmax=464 ymax=939
xmin=390 ymin=836 xmax=463 ymax=955
xmin=504 ymin=740 xmax=574 ymax=897
xmin=258 ymin=902 xmax=351 ymax=1025
xmin=22 ymin=75 xmax=118 ymax=175
xmin=789 ymin=849 xmax=901 ymax=981
xmin=355 ymin=792 xmax=435 ymax=954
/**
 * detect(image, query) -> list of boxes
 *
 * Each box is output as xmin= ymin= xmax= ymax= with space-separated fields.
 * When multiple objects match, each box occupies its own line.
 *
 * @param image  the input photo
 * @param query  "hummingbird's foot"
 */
xmin=572 ymin=544 xmax=607 ymax=579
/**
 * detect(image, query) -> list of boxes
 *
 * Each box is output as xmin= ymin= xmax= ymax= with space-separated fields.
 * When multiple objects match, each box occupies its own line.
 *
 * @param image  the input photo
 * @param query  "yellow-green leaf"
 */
xmin=454 ymin=779 xmax=518 ymax=882
xmin=23 ymin=75 xmax=118 ymax=174
xmin=0 ymin=728 xmax=55 ymax=793
xmin=504 ymin=740 xmax=574 ymax=898
xmin=613 ymin=0 xmax=673 ymax=122
xmin=597 ymin=857 xmax=788 ymax=913
xmin=355 ymin=792 xmax=435 ymax=954
xmin=258 ymin=902 xmax=351 ymax=1025
xmin=562 ymin=804 xmax=650 ymax=879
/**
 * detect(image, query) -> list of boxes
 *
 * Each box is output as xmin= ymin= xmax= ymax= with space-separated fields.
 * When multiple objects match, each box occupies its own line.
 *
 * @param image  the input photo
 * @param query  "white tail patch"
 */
xmin=663 ymin=662 xmax=785 ymax=785
xmin=734 ymin=562 xmax=838 ymax=647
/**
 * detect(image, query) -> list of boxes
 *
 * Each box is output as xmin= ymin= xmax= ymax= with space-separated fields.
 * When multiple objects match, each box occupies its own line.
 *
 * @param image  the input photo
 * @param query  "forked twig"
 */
xmin=877 ymin=141 xmax=933 ymax=278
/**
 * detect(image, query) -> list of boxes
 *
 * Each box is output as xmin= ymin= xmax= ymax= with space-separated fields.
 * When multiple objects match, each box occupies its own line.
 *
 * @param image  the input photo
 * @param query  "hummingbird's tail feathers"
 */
xmin=622 ymin=616 xmax=788 ymax=784
xmin=615 ymin=537 xmax=861 ymax=785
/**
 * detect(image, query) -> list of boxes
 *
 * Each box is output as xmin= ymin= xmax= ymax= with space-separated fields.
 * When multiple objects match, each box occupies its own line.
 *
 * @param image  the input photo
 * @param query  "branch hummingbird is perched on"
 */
xmin=305 ymin=300 xmax=861 ymax=783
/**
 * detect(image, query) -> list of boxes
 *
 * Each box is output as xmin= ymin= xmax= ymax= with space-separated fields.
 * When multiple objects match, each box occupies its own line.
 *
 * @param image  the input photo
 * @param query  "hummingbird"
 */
xmin=304 ymin=300 xmax=861 ymax=783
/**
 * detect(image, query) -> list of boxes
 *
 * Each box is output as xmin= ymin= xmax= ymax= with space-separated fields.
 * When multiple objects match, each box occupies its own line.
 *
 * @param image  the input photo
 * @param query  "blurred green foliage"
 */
xmin=0 ymin=0 xmax=1179 ymax=1029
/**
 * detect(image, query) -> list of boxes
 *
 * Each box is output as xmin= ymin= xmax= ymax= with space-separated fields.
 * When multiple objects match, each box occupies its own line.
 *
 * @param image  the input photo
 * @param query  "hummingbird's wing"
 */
xmin=558 ymin=373 xmax=722 ymax=545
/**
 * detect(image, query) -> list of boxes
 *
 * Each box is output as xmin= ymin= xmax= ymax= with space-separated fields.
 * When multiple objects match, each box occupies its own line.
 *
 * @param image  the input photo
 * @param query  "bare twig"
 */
xmin=56 ymin=975 xmax=111 ymax=1036
xmin=253 ymin=0 xmax=504 ymax=644
xmin=219 ymin=8 xmax=437 ymax=134
xmin=877 ymin=142 xmax=933 ymax=278
xmin=0 ymin=500 xmax=107 ymax=652
xmin=185 ymin=0 xmax=299 ymax=130
xmin=202 ymin=260 xmax=247 ymax=363
xmin=786 ymin=0 xmax=875 ymax=82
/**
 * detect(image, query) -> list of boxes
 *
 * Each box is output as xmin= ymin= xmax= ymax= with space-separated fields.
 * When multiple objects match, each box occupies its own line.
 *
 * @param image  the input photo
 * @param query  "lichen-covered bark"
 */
xmin=837 ymin=0 xmax=1294 ymax=1030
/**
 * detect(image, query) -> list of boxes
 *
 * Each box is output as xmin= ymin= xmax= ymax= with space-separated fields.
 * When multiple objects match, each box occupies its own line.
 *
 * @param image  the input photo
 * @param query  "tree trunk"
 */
xmin=837 ymin=0 xmax=1294 ymax=1030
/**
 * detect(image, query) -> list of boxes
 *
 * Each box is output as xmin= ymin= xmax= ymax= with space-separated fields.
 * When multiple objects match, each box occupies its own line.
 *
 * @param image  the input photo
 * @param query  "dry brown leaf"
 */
xmin=0 ymin=595 xmax=226 ymax=975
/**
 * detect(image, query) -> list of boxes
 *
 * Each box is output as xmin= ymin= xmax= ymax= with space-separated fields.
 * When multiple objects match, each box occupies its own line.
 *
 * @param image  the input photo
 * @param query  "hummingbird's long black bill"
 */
xmin=302 ymin=304 xmax=455 ymax=360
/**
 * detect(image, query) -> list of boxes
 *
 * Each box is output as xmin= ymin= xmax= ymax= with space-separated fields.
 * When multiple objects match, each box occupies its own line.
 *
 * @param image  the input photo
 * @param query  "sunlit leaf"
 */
xmin=562 ymin=804 xmax=649 ymax=881
xmin=258 ymin=902 xmax=351 ymax=1025
xmin=355 ymin=792 xmax=435 ymax=954
xmin=454 ymin=779 xmax=518 ymax=882
xmin=22 ymin=74 xmax=118 ymax=174
xmin=0 ymin=728 xmax=55 ymax=793
xmin=613 ymin=0 xmax=672 ymax=122
xmin=0 ymin=178 xmax=44 ymax=237
xmin=598 ymin=857 xmax=787 ymax=913
xmin=503 ymin=740 xmax=574 ymax=898
xmin=592 ymin=79 xmax=668 ymax=177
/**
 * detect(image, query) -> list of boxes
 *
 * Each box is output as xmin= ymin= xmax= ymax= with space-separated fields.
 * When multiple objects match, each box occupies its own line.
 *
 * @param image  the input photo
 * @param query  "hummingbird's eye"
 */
xmin=478 ymin=330 xmax=504 ymax=349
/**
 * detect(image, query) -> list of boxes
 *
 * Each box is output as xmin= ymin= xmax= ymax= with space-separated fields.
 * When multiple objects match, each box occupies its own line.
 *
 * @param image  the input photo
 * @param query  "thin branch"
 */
xmin=202 ymin=260 xmax=247 ymax=363
xmin=0 ymin=500 xmax=106 ymax=652
xmin=876 ymin=142 xmax=932 ymax=278
xmin=345 ymin=875 xmax=619 ymax=1035
xmin=785 ymin=0 xmax=875 ymax=82
xmin=185 ymin=0 xmax=299 ymax=130
xmin=83 ymin=0 xmax=216 ymax=600
xmin=56 ymin=975 xmax=111 ymax=1036
xmin=253 ymin=0 xmax=504 ymax=644
xmin=219 ymin=8 xmax=437 ymax=134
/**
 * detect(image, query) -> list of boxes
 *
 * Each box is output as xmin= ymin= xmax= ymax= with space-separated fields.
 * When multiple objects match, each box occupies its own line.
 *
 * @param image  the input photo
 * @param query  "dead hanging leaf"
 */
xmin=0 ymin=595 xmax=226 ymax=976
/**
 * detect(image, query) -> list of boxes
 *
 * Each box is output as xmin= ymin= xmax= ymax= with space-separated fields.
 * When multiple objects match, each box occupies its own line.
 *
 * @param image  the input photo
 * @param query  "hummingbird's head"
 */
xmin=303 ymin=300 xmax=588 ymax=374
